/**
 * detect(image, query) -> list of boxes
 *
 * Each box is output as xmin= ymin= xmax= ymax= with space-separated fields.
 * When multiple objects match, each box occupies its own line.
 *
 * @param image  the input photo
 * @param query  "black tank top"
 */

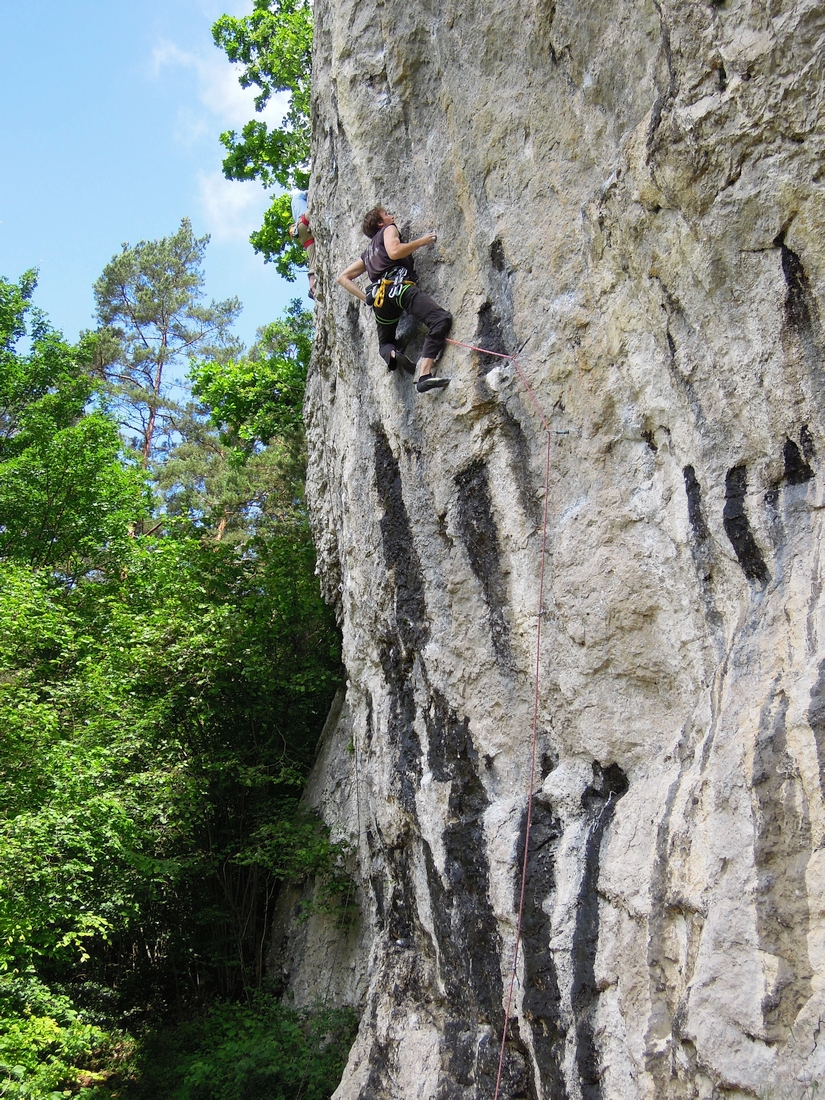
xmin=361 ymin=226 xmax=416 ymax=282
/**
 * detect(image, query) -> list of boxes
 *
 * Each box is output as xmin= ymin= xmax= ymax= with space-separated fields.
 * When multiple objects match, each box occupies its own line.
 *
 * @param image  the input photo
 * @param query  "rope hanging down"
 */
xmin=443 ymin=336 xmax=554 ymax=1100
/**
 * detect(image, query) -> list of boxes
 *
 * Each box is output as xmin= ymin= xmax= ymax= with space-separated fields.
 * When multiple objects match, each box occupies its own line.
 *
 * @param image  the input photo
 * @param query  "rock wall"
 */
xmin=287 ymin=0 xmax=825 ymax=1094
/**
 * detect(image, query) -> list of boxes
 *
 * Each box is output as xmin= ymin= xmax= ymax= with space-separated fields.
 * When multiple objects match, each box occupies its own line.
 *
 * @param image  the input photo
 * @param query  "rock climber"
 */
xmin=337 ymin=205 xmax=452 ymax=392
xmin=289 ymin=189 xmax=317 ymax=299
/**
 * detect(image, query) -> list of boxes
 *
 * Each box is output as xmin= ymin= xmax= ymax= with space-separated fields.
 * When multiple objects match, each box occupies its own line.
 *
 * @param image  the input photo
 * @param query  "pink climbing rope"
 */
xmin=444 ymin=337 xmax=551 ymax=432
xmin=443 ymin=335 xmax=554 ymax=1098
xmin=493 ymin=427 xmax=552 ymax=1100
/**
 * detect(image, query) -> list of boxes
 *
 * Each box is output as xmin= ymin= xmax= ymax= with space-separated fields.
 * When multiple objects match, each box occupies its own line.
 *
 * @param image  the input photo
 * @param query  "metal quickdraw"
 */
xmin=387 ymin=268 xmax=413 ymax=299
xmin=370 ymin=267 xmax=415 ymax=310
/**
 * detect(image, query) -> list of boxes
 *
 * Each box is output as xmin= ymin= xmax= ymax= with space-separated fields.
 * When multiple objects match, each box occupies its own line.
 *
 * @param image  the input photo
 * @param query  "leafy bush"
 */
xmin=126 ymin=995 xmax=357 ymax=1100
xmin=0 ymin=982 xmax=357 ymax=1100
xmin=0 ymin=976 xmax=114 ymax=1099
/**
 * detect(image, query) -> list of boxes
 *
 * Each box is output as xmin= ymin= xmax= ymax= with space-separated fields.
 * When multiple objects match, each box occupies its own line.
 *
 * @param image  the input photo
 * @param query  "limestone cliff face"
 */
xmin=287 ymin=0 xmax=825 ymax=1094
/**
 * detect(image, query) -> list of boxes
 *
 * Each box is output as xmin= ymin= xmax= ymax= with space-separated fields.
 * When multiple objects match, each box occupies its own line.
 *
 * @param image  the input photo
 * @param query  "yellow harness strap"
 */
xmin=373 ymin=277 xmax=414 ymax=309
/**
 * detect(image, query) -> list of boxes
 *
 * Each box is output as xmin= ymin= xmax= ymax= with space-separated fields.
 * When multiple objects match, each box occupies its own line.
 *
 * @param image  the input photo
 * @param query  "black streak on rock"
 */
xmin=346 ymin=297 xmax=365 ymax=344
xmin=369 ymin=865 xmax=385 ymax=929
xmin=362 ymin=1031 xmax=393 ymax=1100
xmin=455 ymin=460 xmax=512 ymax=665
xmin=424 ymin=690 xmax=504 ymax=1024
xmin=683 ymin=466 xmax=724 ymax=632
xmin=374 ymin=427 xmax=426 ymax=810
xmin=778 ymin=239 xmax=816 ymax=335
xmin=387 ymin=847 xmax=433 ymax=959
xmin=774 ymin=236 xmax=825 ymax=384
xmin=374 ymin=427 xmax=427 ymax=657
xmin=422 ymin=692 xmax=509 ymax=1099
xmin=363 ymin=858 xmax=439 ymax=1097
xmin=571 ymin=762 xmax=629 ymax=1100
xmin=436 ymin=1023 xmax=528 ymax=1100
xmin=517 ymin=800 xmax=568 ymax=1098
xmin=474 ymin=301 xmax=510 ymax=373
xmin=647 ymin=0 xmax=677 ymax=154
xmin=364 ymin=693 xmax=375 ymax=754
xmin=500 ymin=411 xmax=544 ymax=531
xmin=683 ymin=465 xmax=711 ymax=542
xmin=783 ymin=437 xmax=814 ymax=485
xmin=723 ymin=465 xmax=770 ymax=587
xmin=753 ymin=689 xmax=812 ymax=1040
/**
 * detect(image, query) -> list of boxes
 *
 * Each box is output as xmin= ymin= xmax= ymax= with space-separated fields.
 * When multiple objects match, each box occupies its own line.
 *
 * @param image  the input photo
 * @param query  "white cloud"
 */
xmin=196 ymin=170 xmax=274 ymax=245
xmin=147 ymin=17 xmax=293 ymax=253
xmin=150 ymin=38 xmax=289 ymax=139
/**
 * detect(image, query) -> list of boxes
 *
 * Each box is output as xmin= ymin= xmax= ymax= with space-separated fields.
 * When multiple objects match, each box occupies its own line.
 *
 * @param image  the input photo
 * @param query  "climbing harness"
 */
xmin=292 ymin=215 xmax=315 ymax=252
xmin=369 ymin=266 xmax=415 ymax=311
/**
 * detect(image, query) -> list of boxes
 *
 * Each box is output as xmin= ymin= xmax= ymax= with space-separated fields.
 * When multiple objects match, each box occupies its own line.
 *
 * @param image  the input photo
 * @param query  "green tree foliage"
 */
xmin=0 ymin=276 xmax=350 ymax=1098
xmin=0 ymin=273 xmax=147 ymax=574
xmin=250 ymin=193 xmax=308 ymax=281
xmin=213 ymin=1 xmax=312 ymax=276
xmin=156 ymin=299 xmax=313 ymax=541
xmin=0 ymin=528 xmax=345 ymax=1098
xmin=191 ymin=298 xmax=312 ymax=450
xmin=212 ymin=0 xmax=311 ymax=186
xmin=0 ymin=529 xmax=341 ymax=995
xmin=153 ymin=406 xmax=306 ymax=544
xmin=94 ymin=219 xmax=242 ymax=463
xmin=0 ymin=974 xmax=113 ymax=1100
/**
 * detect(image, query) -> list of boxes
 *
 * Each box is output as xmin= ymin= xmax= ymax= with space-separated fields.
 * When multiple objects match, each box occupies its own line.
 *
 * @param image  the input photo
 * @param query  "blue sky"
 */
xmin=0 ymin=0 xmax=306 ymax=351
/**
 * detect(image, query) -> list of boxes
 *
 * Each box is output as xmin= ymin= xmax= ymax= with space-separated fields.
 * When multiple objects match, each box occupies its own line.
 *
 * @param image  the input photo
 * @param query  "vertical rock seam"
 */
xmin=571 ymin=764 xmax=629 ymax=1099
xmin=753 ymin=689 xmax=812 ymax=1040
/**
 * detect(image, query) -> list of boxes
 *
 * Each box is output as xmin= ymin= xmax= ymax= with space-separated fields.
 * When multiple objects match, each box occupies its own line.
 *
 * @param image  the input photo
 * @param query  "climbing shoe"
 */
xmin=416 ymin=375 xmax=450 ymax=393
xmin=389 ymin=351 xmax=416 ymax=375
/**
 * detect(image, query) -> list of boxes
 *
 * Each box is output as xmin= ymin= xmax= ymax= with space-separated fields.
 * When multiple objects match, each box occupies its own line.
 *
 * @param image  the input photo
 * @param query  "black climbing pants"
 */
xmin=373 ymin=284 xmax=452 ymax=366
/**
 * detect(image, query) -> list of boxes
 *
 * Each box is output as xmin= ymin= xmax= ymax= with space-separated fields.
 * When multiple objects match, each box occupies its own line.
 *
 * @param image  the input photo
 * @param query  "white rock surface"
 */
xmin=283 ymin=0 xmax=825 ymax=1094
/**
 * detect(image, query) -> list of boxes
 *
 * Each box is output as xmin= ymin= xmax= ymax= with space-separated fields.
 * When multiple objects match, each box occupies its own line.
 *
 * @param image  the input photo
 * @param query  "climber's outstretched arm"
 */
xmin=338 ymin=258 xmax=368 ymax=303
xmin=383 ymin=224 xmax=437 ymax=261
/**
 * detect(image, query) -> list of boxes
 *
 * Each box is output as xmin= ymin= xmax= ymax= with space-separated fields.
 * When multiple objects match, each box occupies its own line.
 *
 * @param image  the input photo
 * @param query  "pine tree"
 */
xmin=93 ymin=218 xmax=242 ymax=464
